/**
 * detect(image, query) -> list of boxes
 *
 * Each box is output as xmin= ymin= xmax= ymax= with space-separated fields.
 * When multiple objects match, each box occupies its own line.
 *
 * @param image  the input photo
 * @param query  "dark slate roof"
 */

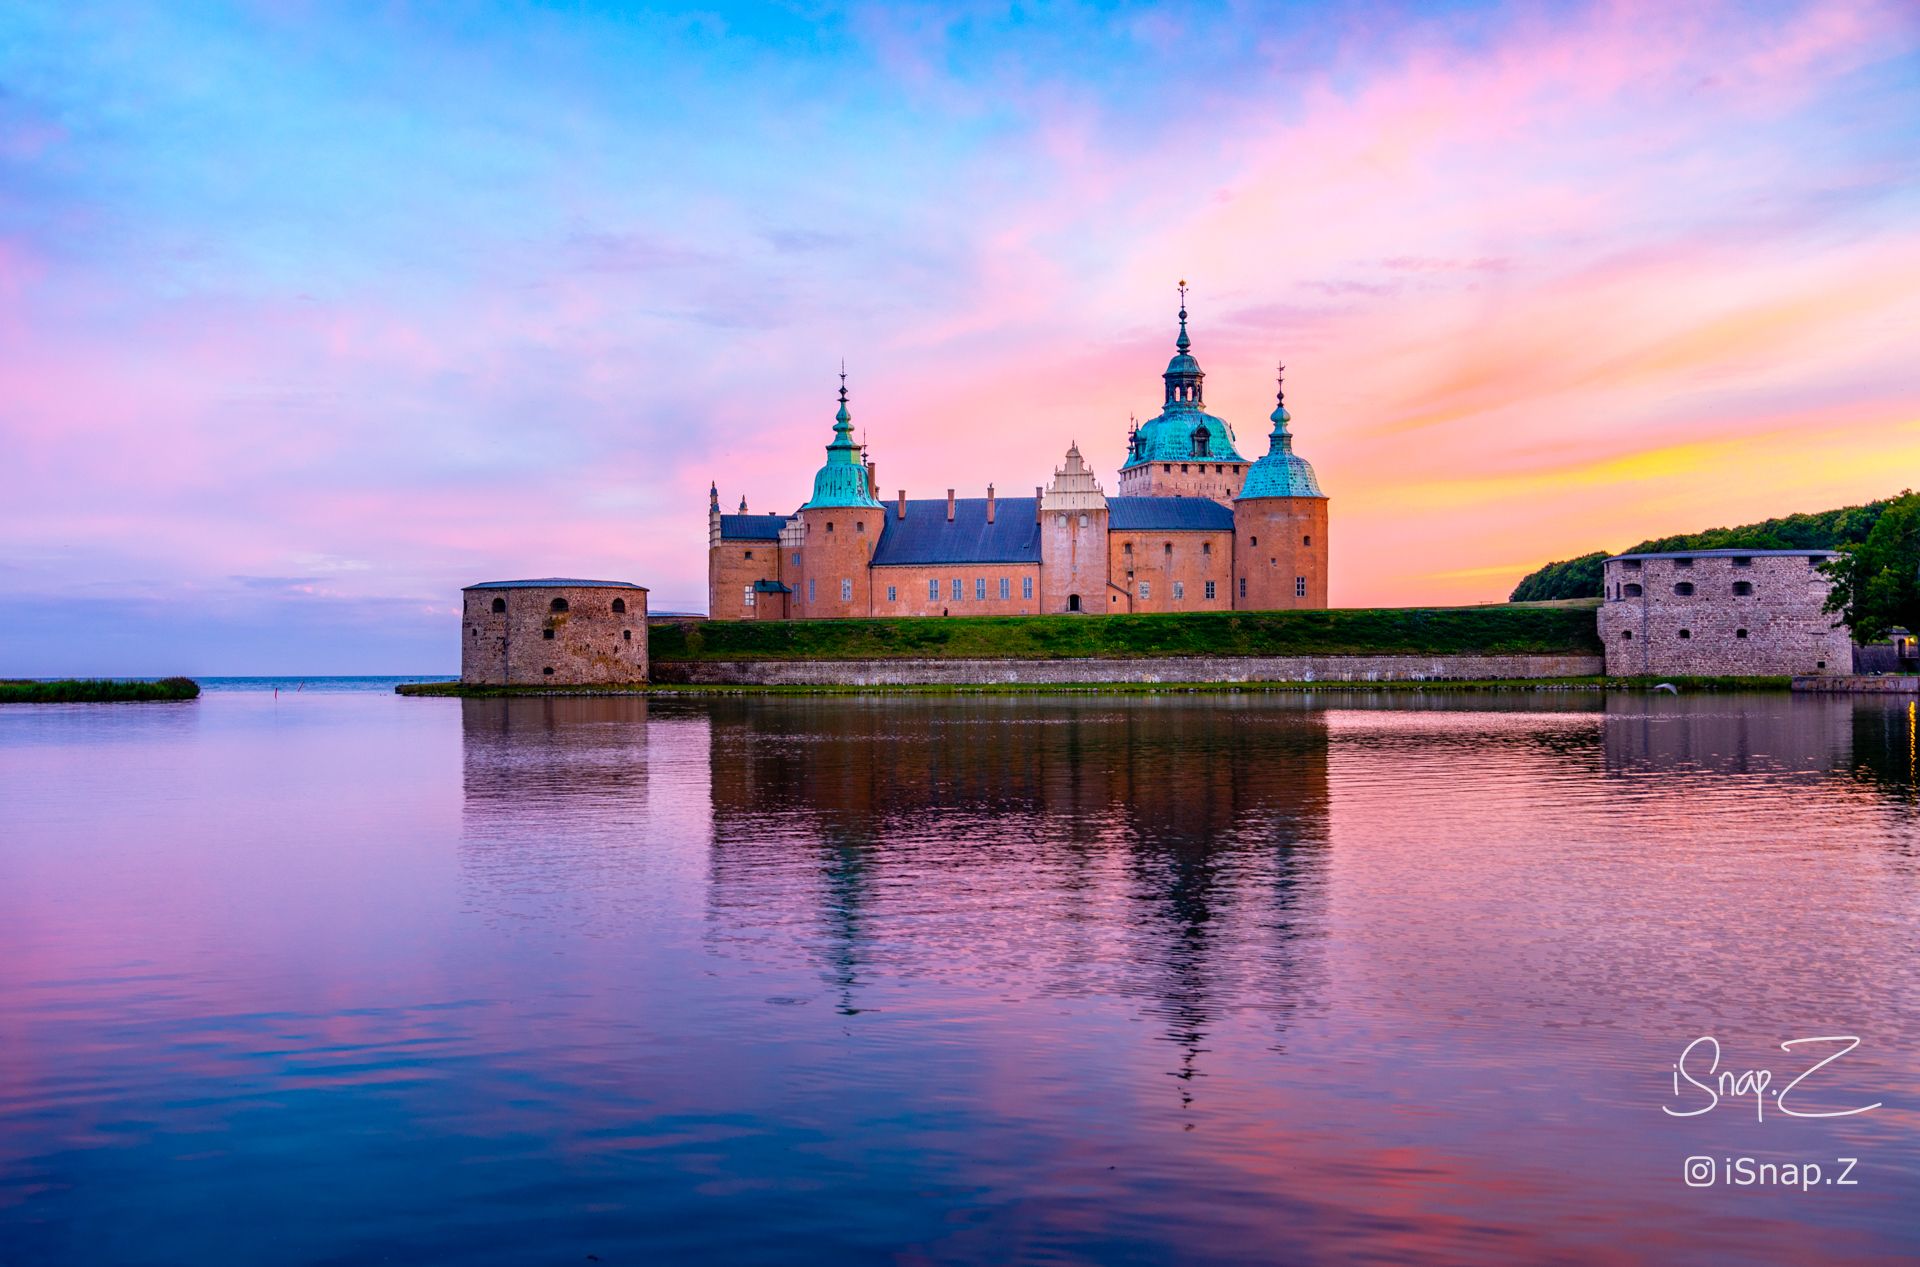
xmin=464 ymin=578 xmax=647 ymax=590
xmin=1607 ymin=548 xmax=1839 ymax=562
xmin=872 ymin=498 xmax=1042 ymax=566
xmin=718 ymin=513 xmax=788 ymax=540
xmin=1108 ymin=496 xmax=1234 ymax=531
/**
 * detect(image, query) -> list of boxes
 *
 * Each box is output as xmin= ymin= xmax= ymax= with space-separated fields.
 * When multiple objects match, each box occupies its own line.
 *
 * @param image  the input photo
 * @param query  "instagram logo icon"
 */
xmin=1684 ymin=1156 xmax=1716 ymax=1187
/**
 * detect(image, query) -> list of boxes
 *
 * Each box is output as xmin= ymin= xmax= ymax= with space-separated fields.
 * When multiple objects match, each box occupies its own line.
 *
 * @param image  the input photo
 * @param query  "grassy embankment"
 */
xmin=0 ymin=677 xmax=201 ymax=703
xmin=648 ymin=605 xmax=1605 ymax=663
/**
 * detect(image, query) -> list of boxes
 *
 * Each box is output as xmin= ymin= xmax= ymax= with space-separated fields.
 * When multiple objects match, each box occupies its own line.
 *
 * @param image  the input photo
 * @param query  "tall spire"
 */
xmin=1161 ymin=279 xmax=1204 ymax=408
xmin=1269 ymin=361 xmax=1292 ymax=450
xmin=1238 ymin=357 xmax=1325 ymax=501
xmin=802 ymin=362 xmax=882 ymax=509
xmin=709 ymin=480 xmax=719 ymax=512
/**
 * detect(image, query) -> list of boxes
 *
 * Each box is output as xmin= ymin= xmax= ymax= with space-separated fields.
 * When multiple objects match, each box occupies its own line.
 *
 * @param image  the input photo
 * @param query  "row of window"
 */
xmin=1154 ymin=463 xmax=1241 ymax=474
xmin=1614 ymin=581 xmax=1757 ymax=599
xmin=473 ymin=627 xmax=633 ymax=642
xmin=1617 ymin=628 xmax=1750 ymax=641
xmin=485 ymin=596 xmax=628 ymax=614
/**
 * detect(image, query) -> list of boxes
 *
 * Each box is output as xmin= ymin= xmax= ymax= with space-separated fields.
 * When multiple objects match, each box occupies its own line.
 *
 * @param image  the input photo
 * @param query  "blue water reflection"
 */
xmin=1 ymin=690 xmax=1915 ymax=1264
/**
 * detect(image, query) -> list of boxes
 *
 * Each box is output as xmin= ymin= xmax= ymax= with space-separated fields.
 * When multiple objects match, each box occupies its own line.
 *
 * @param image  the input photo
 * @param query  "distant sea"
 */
xmin=187 ymin=676 xmax=454 ymax=692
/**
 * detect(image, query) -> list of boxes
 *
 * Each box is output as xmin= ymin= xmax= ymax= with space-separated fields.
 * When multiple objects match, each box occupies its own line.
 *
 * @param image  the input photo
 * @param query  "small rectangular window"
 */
xmin=999 ymin=577 xmax=1010 ymax=599
xmin=744 ymin=549 xmax=754 ymax=559
xmin=887 ymin=585 xmax=897 ymax=602
xmin=1239 ymin=577 xmax=1247 ymax=599
xmin=976 ymin=578 xmax=986 ymax=601
xmin=929 ymin=579 xmax=940 ymax=601
xmin=841 ymin=578 xmax=852 ymax=602
xmin=808 ymin=579 xmax=816 ymax=602
xmin=1202 ymin=542 xmax=1211 ymax=555
xmin=1139 ymin=581 xmax=1151 ymax=599
xmin=1296 ymin=576 xmax=1307 ymax=598
xmin=1205 ymin=580 xmax=1216 ymax=600
xmin=1022 ymin=577 xmax=1033 ymax=600
xmin=543 ymin=628 xmax=555 ymax=640
xmin=952 ymin=579 xmax=963 ymax=601
xmin=1303 ymin=535 xmax=1311 ymax=547
xmin=743 ymin=585 xmax=754 ymax=608
xmin=1173 ymin=581 xmax=1184 ymax=600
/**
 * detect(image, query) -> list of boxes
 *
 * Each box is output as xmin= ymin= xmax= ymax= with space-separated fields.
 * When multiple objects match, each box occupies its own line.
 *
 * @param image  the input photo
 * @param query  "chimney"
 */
xmin=1036 ymin=486 xmax=1043 ymax=522
xmin=866 ymin=460 xmax=877 ymax=496
xmin=897 ymin=489 xmax=906 ymax=520
xmin=987 ymin=484 xmax=996 ymax=523
xmin=947 ymin=489 xmax=956 ymax=521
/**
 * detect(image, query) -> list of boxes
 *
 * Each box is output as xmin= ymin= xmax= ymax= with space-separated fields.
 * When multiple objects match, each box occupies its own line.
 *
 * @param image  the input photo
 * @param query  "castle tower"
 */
xmin=1116 ymin=283 xmax=1249 ymax=503
xmin=1234 ymin=365 xmax=1329 ymax=610
xmin=1039 ymin=442 xmax=1110 ymax=614
xmin=793 ymin=369 xmax=883 ymax=619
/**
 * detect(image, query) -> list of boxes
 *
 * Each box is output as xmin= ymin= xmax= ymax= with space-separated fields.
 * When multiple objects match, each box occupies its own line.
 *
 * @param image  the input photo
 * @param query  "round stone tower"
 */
xmin=793 ymin=371 xmax=883 ymax=619
xmin=1233 ymin=367 xmax=1329 ymax=610
xmin=461 ymin=579 xmax=648 ymax=685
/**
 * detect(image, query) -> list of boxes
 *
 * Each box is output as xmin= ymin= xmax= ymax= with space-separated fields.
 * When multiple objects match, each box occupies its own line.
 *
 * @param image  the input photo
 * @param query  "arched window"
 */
xmin=1678 ymin=628 xmax=1692 ymax=639
xmin=550 ymin=597 xmax=569 ymax=612
xmin=611 ymin=597 xmax=627 ymax=613
xmin=1624 ymin=583 xmax=1643 ymax=597
xmin=1673 ymin=582 xmax=1694 ymax=597
xmin=1735 ymin=628 xmax=1749 ymax=639
xmin=491 ymin=597 xmax=506 ymax=613
xmin=1731 ymin=582 xmax=1753 ymax=596
xmin=1068 ymin=594 xmax=1081 ymax=612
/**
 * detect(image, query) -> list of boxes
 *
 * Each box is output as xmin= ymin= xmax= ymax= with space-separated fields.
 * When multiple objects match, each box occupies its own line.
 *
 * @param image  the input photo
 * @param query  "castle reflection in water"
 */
xmin=456 ymin=691 xmax=1916 ymax=1110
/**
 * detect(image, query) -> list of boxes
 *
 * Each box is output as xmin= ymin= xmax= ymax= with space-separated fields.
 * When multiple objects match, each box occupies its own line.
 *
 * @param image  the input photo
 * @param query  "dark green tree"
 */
xmin=1822 ymin=491 xmax=1920 ymax=641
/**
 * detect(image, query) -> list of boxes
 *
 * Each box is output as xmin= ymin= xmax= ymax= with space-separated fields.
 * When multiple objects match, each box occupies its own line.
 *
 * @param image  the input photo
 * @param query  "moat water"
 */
xmin=3 ymin=686 xmax=1917 ymax=1264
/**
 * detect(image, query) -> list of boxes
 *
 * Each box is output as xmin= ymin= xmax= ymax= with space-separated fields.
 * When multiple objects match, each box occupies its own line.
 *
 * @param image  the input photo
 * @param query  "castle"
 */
xmin=707 ymin=291 xmax=1330 ymax=620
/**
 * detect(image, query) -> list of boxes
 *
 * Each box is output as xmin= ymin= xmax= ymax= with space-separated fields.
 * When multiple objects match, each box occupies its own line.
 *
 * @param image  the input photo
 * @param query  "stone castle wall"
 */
xmin=462 ymin=584 xmax=648 ymax=685
xmin=1106 ymin=528 xmax=1233 ymax=613
xmin=652 ymin=652 xmax=1602 ymax=687
xmin=791 ymin=506 xmax=879 ymax=619
xmin=1237 ymin=497 xmax=1329 ymax=611
xmin=1116 ymin=459 xmax=1246 ymax=503
xmin=1040 ymin=506 xmax=1109 ymax=614
xmin=1597 ymin=553 xmax=1849 ymax=677
xmin=869 ymin=564 xmax=1043 ymax=617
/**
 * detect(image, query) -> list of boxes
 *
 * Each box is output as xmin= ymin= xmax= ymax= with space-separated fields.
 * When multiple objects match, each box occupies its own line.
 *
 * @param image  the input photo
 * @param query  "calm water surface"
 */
xmin=2 ymin=687 xmax=1917 ymax=1265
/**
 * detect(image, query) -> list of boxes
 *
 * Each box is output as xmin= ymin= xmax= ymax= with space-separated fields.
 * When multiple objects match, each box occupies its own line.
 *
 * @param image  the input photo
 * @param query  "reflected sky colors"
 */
xmin=3 ymin=2 xmax=1919 ymax=672
xmin=2 ymin=690 xmax=1917 ymax=1263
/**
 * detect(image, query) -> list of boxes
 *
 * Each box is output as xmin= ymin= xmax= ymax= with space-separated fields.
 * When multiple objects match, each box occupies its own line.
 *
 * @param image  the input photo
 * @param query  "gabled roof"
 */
xmin=752 ymin=579 xmax=792 ymax=593
xmin=718 ymin=514 xmax=788 ymax=540
xmin=871 ymin=498 xmax=1042 ymax=566
xmin=1107 ymin=496 xmax=1235 ymax=531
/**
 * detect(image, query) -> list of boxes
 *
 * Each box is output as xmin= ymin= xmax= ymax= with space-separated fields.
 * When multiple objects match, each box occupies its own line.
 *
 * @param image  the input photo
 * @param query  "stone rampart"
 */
xmin=650 ymin=652 xmax=1603 ymax=687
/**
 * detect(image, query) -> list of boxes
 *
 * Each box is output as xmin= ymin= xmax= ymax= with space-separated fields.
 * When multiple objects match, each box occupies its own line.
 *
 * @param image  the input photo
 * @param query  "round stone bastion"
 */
xmin=461 ymin=579 xmax=649 ymax=686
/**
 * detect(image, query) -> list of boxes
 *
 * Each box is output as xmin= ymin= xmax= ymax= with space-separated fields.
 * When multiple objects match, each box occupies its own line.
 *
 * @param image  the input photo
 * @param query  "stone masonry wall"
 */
xmin=462 ymin=585 xmax=648 ymax=685
xmin=1236 ymin=497 xmax=1329 ymax=611
xmin=1597 ymin=553 xmax=1849 ymax=676
xmin=651 ymin=652 xmax=1602 ymax=686
xmin=1115 ymin=459 xmax=1247 ymax=503
xmin=869 ymin=565 xmax=1044 ymax=617
xmin=1106 ymin=529 xmax=1234 ymax=614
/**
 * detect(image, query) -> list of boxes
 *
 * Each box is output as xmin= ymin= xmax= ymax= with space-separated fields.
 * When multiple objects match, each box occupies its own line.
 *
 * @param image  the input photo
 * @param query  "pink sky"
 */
xmin=1 ymin=1 xmax=1917 ymax=671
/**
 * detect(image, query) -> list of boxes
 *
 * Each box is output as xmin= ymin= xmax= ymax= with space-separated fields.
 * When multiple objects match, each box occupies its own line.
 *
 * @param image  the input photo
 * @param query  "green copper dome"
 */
xmin=1121 ymin=291 xmax=1246 ymax=469
xmin=802 ymin=374 xmax=882 ymax=510
xmin=1237 ymin=370 xmax=1325 ymax=500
